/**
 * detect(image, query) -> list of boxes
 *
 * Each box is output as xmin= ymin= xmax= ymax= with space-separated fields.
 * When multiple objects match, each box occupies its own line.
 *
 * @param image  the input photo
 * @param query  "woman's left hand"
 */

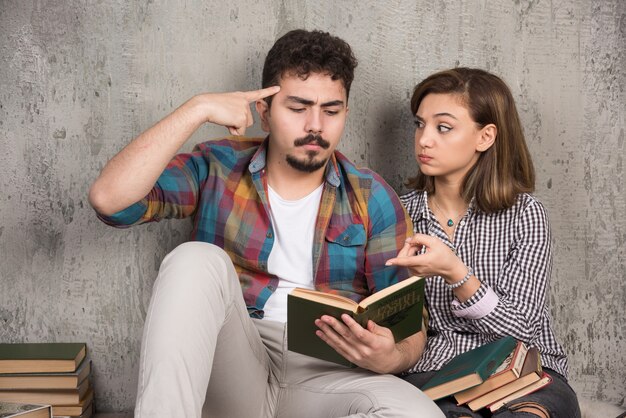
xmin=386 ymin=233 xmax=467 ymax=281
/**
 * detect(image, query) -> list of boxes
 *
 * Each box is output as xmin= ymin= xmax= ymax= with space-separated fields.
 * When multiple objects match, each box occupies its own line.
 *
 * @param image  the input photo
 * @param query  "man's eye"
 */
xmin=325 ymin=110 xmax=339 ymax=116
xmin=289 ymin=107 xmax=306 ymax=113
xmin=438 ymin=125 xmax=452 ymax=133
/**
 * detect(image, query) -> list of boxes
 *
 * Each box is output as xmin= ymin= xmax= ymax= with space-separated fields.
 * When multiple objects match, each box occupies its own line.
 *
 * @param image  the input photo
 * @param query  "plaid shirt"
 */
xmin=98 ymin=137 xmax=412 ymax=318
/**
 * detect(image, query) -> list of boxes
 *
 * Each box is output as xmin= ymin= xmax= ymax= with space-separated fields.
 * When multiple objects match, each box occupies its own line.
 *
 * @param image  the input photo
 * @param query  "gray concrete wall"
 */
xmin=1 ymin=0 xmax=624 ymax=413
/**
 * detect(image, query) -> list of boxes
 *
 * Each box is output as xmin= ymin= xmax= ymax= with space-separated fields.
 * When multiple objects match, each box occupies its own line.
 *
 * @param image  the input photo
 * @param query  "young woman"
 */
xmin=386 ymin=68 xmax=581 ymax=417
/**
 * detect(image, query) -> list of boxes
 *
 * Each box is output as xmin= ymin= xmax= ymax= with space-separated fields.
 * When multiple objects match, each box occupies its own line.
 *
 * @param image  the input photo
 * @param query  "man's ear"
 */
xmin=255 ymin=99 xmax=271 ymax=133
xmin=477 ymin=123 xmax=497 ymax=152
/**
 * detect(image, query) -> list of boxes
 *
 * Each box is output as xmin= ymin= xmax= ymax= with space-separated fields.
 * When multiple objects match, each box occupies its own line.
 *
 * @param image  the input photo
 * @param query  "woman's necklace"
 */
xmin=430 ymin=196 xmax=466 ymax=228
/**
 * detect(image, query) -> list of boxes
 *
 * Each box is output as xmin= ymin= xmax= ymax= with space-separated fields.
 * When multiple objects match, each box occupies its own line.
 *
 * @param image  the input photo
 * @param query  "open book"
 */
xmin=287 ymin=276 xmax=425 ymax=366
xmin=0 ymin=402 xmax=52 ymax=418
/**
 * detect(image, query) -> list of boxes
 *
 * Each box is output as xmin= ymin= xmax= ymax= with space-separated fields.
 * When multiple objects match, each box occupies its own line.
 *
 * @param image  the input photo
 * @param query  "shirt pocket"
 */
xmin=324 ymin=224 xmax=367 ymax=285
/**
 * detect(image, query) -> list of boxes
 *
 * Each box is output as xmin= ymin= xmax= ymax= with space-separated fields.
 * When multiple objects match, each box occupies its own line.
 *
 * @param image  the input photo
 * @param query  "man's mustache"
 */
xmin=294 ymin=134 xmax=330 ymax=149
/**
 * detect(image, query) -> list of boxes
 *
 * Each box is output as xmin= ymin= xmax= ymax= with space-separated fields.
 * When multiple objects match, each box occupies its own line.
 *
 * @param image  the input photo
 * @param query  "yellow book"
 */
xmin=0 ymin=360 xmax=90 ymax=390
xmin=0 ymin=379 xmax=89 ymax=406
xmin=0 ymin=345 xmax=85 ymax=374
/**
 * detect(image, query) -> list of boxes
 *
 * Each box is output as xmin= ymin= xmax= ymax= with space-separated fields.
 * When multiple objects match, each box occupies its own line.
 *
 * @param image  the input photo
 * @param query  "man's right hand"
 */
xmin=200 ymin=86 xmax=280 ymax=136
xmin=88 ymin=86 xmax=280 ymax=216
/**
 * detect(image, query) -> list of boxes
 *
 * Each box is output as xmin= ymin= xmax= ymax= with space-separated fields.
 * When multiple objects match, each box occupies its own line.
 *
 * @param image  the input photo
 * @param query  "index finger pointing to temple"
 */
xmin=245 ymin=85 xmax=281 ymax=102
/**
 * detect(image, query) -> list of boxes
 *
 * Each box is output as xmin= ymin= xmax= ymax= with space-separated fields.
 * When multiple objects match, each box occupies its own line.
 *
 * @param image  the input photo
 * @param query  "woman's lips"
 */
xmin=418 ymin=154 xmax=432 ymax=163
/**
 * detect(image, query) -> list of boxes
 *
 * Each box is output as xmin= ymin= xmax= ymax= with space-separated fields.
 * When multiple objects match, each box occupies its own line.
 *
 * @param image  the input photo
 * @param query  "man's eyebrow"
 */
xmin=320 ymin=100 xmax=345 ymax=108
xmin=286 ymin=96 xmax=315 ymax=106
xmin=286 ymin=96 xmax=345 ymax=107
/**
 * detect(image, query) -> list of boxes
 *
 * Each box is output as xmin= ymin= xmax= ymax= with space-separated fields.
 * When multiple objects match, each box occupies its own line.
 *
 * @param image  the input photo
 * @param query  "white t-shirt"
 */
xmin=262 ymin=184 xmax=324 ymax=323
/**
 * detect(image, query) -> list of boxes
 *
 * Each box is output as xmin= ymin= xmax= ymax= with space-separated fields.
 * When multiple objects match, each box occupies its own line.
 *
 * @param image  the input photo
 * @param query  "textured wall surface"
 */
xmin=1 ymin=0 xmax=624 ymax=413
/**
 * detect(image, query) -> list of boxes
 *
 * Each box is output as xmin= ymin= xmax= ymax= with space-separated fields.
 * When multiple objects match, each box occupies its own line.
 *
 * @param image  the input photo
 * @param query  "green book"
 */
xmin=287 ymin=276 xmax=425 ymax=367
xmin=421 ymin=336 xmax=518 ymax=400
xmin=0 ymin=359 xmax=91 ymax=390
xmin=0 ymin=343 xmax=86 ymax=374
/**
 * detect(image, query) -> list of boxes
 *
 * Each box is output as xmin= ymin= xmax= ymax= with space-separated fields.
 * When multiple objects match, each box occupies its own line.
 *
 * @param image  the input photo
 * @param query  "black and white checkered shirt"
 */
xmin=401 ymin=190 xmax=569 ymax=377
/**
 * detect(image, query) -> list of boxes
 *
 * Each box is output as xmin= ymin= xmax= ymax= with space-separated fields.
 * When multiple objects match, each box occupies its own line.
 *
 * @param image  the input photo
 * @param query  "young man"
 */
xmin=89 ymin=29 xmax=442 ymax=417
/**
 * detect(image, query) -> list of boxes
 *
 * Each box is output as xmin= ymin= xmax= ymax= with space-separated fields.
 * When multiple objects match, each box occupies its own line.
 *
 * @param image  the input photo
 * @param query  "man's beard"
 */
xmin=286 ymin=134 xmax=331 ymax=173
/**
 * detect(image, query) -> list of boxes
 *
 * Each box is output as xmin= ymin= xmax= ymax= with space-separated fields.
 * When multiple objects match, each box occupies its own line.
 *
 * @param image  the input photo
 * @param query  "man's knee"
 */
xmin=157 ymin=241 xmax=236 ymax=291
xmin=162 ymin=241 xmax=231 ymax=273
xmin=165 ymin=241 xmax=228 ymax=263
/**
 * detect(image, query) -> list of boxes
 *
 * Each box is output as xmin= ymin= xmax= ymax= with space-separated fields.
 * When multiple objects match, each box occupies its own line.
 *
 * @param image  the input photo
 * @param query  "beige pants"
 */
xmin=134 ymin=242 xmax=443 ymax=418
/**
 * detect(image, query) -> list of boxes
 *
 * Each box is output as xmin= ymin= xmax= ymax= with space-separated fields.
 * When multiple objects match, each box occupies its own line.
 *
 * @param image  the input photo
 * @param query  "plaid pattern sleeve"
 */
xmin=96 ymin=147 xmax=215 ymax=227
xmin=402 ymin=191 xmax=569 ymax=378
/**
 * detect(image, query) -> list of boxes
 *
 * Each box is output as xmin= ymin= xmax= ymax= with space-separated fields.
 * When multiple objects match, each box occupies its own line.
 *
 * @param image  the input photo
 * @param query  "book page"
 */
xmin=290 ymin=288 xmax=358 ymax=311
xmin=359 ymin=276 xmax=422 ymax=308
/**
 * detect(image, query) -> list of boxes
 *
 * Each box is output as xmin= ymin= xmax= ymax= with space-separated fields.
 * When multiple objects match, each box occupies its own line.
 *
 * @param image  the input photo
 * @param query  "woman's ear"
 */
xmin=477 ymin=124 xmax=497 ymax=152
xmin=255 ymin=99 xmax=271 ymax=133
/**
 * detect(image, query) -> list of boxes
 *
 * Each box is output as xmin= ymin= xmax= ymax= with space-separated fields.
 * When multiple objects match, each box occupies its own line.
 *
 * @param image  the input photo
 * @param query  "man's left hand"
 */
xmin=314 ymin=314 xmax=413 ymax=374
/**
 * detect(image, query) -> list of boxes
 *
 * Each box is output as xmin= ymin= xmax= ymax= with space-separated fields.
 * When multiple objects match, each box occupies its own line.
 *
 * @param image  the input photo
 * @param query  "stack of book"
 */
xmin=0 ymin=343 xmax=94 ymax=418
xmin=421 ymin=336 xmax=552 ymax=412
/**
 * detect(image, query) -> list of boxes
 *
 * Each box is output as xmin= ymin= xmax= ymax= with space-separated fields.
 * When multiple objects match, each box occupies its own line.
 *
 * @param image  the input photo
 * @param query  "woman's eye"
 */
xmin=438 ymin=125 xmax=452 ymax=133
xmin=414 ymin=119 xmax=424 ymax=128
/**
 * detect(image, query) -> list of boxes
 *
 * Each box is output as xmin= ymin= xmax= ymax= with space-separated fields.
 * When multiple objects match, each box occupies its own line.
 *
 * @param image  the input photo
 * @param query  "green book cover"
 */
xmin=0 ymin=343 xmax=86 ymax=374
xmin=421 ymin=336 xmax=517 ymax=400
xmin=0 ymin=359 xmax=91 ymax=390
xmin=287 ymin=276 xmax=425 ymax=367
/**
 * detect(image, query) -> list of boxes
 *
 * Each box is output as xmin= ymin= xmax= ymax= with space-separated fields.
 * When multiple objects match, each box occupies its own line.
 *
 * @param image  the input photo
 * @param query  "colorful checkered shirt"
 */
xmin=98 ymin=137 xmax=413 ymax=318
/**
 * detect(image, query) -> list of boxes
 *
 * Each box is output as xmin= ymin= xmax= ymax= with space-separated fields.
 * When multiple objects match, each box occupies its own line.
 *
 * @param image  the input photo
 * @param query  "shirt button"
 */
xmin=460 ymin=220 xmax=466 ymax=226
xmin=343 ymin=235 xmax=350 ymax=242
xmin=266 ymin=231 xmax=273 ymax=239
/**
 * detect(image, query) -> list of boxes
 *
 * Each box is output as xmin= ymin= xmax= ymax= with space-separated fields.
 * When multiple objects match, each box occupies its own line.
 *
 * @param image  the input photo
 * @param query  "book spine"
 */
xmin=511 ymin=343 xmax=528 ymax=377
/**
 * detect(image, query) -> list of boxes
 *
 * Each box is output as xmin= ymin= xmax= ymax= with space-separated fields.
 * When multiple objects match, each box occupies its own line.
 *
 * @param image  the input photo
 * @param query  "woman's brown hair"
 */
xmin=407 ymin=67 xmax=535 ymax=213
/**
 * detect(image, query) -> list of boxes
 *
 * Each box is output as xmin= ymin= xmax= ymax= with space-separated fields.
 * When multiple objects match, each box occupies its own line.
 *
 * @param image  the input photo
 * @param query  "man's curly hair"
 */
xmin=262 ymin=29 xmax=358 ymax=105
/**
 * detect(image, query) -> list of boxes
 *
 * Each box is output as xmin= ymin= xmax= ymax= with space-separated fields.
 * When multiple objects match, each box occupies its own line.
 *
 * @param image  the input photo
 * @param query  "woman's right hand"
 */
xmin=386 ymin=233 xmax=468 ymax=283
